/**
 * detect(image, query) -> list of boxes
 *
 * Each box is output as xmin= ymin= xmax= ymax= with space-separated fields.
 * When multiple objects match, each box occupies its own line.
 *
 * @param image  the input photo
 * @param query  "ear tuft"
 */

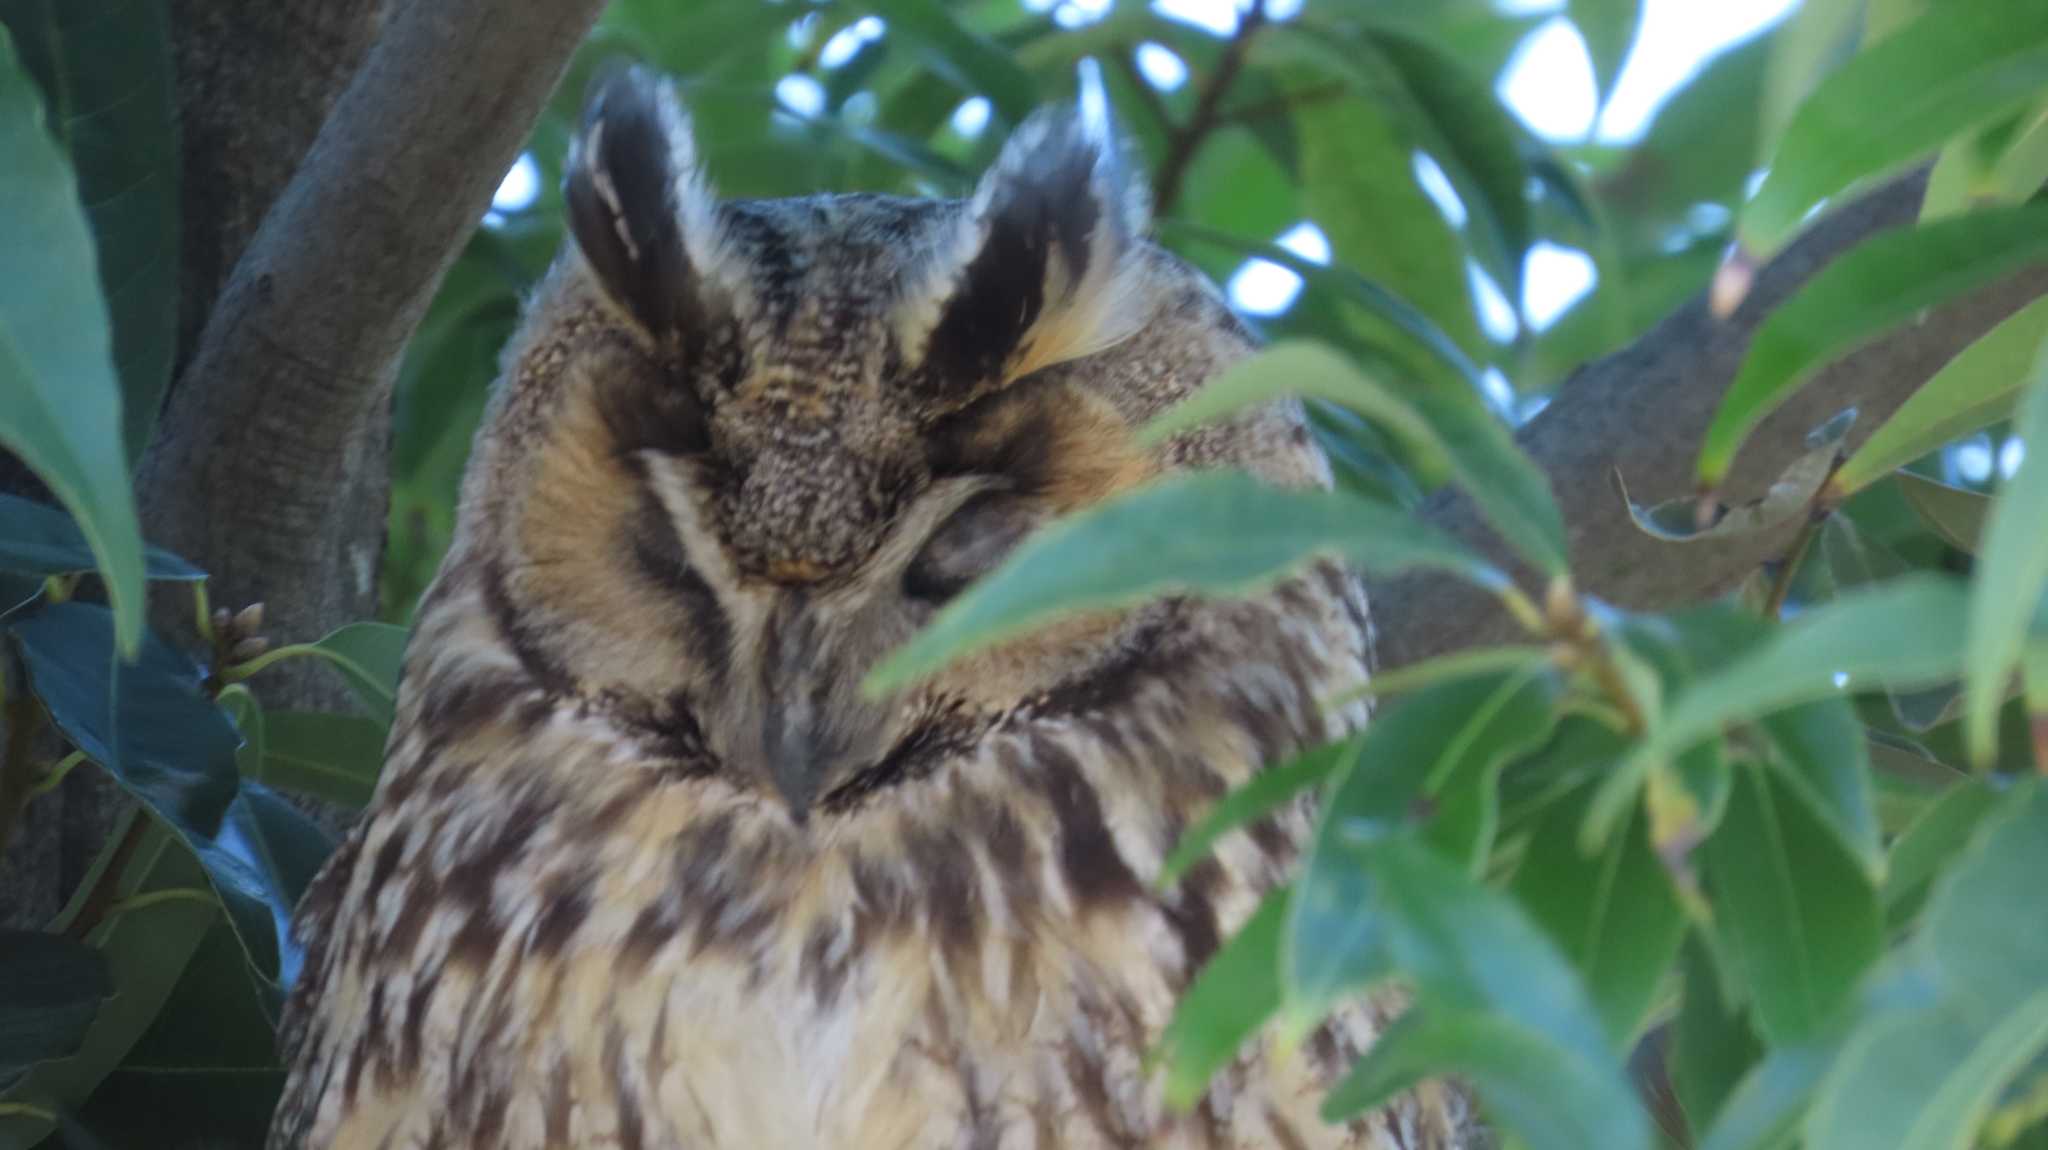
xmin=910 ymin=61 xmax=1150 ymax=394
xmin=563 ymin=64 xmax=721 ymax=336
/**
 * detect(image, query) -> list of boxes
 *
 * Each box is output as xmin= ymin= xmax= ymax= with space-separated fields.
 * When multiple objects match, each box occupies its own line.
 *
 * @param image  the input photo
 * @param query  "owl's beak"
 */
xmin=749 ymin=601 xmax=897 ymax=824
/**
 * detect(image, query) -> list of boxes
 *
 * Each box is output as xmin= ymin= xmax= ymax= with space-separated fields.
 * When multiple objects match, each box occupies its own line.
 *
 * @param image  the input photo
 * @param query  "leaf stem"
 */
xmin=220 ymin=641 xmax=322 ymax=683
xmin=26 ymin=749 xmax=87 ymax=800
xmin=98 ymin=886 xmax=218 ymax=923
xmin=0 ymin=1102 xmax=57 ymax=1122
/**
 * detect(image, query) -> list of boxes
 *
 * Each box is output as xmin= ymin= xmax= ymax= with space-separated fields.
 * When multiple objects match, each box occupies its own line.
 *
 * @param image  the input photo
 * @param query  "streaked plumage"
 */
xmin=272 ymin=66 xmax=1476 ymax=1149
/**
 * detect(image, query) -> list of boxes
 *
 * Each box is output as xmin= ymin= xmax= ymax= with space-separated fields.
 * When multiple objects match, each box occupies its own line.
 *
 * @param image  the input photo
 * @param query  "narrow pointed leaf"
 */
xmin=869 ymin=472 xmax=1500 ymax=691
xmin=1672 ymin=934 xmax=1764 ymax=1135
xmin=1159 ymin=736 xmax=1354 ymax=888
xmin=1322 ymin=1007 xmax=1647 ymax=1150
xmin=0 ymin=494 xmax=201 ymax=581
xmin=0 ymin=932 xmax=111 ymax=1083
xmin=1699 ymin=203 xmax=2048 ymax=488
xmin=1157 ymin=888 xmax=1287 ymax=1108
xmin=1511 ymin=785 xmax=1686 ymax=1043
xmin=1808 ymin=993 xmax=2048 ymax=1150
xmin=1740 ymin=0 xmax=2048 ymax=258
xmin=1965 ymin=349 xmax=2048 ymax=761
xmin=0 ymin=25 xmax=145 ymax=655
xmin=1286 ymin=672 xmax=1546 ymax=1016
xmin=1627 ymin=576 xmax=1970 ymax=775
xmin=1572 ymin=0 xmax=1641 ymax=102
xmin=1 ymin=0 xmax=181 ymax=461
xmin=1894 ymin=473 xmax=1990 ymax=555
xmin=1833 ymin=295 xmax=2048 ymax=494
xmin=1148 ymin=341 xmax=1566 ymax=575
xmin=1883 ymin=779 xmax=2007 ymax=925
xmin=1703 ymin=764 xmax=1883 ymax=1045
xmin=855 ymin=0 xmax=1037 ymax=127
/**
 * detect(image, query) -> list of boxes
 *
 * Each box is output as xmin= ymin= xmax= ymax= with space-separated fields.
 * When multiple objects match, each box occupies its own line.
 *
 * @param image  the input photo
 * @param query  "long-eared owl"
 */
xmin=271 ymin=64 xmax=1475 ymax=1149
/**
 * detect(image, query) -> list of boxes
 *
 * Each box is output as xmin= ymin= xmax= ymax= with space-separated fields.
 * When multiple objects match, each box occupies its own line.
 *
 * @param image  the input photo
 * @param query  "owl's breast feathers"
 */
xmin=271 ymin=560 xmax=1472 ymax=1149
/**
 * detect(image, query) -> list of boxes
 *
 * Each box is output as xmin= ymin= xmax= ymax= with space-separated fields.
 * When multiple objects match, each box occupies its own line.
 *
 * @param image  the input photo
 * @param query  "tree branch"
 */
xmin=1152 ymin=0 xmax=1267 ymax=217
xmin=1368 ymin=171 xmax=2048 ymax=668
xmin=135 ymin=0 xmax=606 ymax=689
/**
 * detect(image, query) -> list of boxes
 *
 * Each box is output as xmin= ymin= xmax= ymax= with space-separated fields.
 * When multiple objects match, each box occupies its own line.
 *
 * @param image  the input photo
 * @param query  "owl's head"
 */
xmin=442 ymin=66 xmax=1324 ymax=818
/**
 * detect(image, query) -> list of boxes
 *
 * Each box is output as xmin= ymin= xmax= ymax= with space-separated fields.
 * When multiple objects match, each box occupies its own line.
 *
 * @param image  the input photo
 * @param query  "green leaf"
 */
xmin=1625 ymin=576 xmax=1971 ymax=782
xmin=1918 ymin=782 xmax=2048 ymax=1013
xmin=1703 ymin=764 xmax=1883 ymax=1045
xmin=1285 ymin=672 xmax=1547 ymax=1017
xmin=0 ymin=0 xmax=181 ymax=462
xmin=1157 ymin=219 xmax=1485 ymax=393
xmin=1422 ymin=670 xmax=1562 ymax=873
xmin=1833 ymin=294 xmax=2048 ymax=494
xmin=8 ymin=604 xmax=312 ymax=984
xmin=854 ymin=0 xmax=1038 ymax=128
xmin=1740 ymin=0 xmax=2048 ymax=257
xmin=1894 ymin=473 xmax=1990 ymax=556
xmin=1510 ymin=784 xmax=1686 ymax=1044
xmin=1671 ymin=934 xmax=1764 ymax=1136
xmin=1756 ymin=696 xmax=1882 ymax=876
xmin=1572 ymin=0 xmax=1642 ymax=102
xmin=866 ymin=471 xmax=1501 ymax=692
xmin=1294 ymin=81 xmax=1489 ymax=365
xmin=1160 ymin=738 xmax=1353 ymax=889
xmin=306 ymin=621 xmax=410 ymax=725
xmin=0 ymin=932 xmax=111 ymax=1085
xmin=1146 ymin=341 xmax=1567 ymax=576
xmin=1698 ymin=203 xmax=2048 ymax=488
xmin=0 ymin=816 xmax=214 ymax=1149
xmin=1808 ymin=992 xmax=2048 ymax=1150
xmin=12 ymin=603 xmax=240 ymax=838
xmin=1965 ymin=342 xmax=2048 ymax=761
xmin=1367 ymin=26 xmax=1536 ymax=302
xmin=1882 ymin=779 xmax=2004 ymax=925
xmin=0 ymin=23 xmax=145 ymax=656
xmin=1346 ymin=835 xmax=1648 ymax=1148
xmin=1156 ymin=887 xmax=1287 ymax=1108
xmin=0 ymin=494 xmax=200 ymax=581
xmin=1321 ymin=1007 xmax=1647 ymax=1150
xmin=1698 ymin=1038 xmax=1845 ymax=1150
xmin=257 ymin=710 xmax=388 ymax=810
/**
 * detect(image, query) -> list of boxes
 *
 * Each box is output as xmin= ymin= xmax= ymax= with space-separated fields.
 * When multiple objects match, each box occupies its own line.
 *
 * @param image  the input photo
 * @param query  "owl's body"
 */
xmin=272 ymin=70 xmax=1471 ymax=1149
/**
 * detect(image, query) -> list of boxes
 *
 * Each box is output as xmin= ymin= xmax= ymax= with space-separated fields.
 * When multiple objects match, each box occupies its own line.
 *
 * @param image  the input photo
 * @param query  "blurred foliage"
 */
xmin=4 ymin=0 xmax=2048 ymax=1147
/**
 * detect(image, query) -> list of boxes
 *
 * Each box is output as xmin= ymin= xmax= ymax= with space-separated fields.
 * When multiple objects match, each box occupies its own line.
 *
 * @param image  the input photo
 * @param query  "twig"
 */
xmin=1152 ymin=0 xmax=1269 ymax=216
xmin=1762 ymin=511 xmax=1826 ymax=619
xmin=62 ymin=814 xmax=149 ymax=941
xmin=1218 ymin=80 xmax=1348 ymax=126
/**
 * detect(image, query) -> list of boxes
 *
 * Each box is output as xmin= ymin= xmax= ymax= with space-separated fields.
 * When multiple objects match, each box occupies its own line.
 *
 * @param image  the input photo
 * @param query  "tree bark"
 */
xmin=136 ymin=0 xmax=607 ymax=683
xmin=1370 ymin=172 xmax=2048 ymax=668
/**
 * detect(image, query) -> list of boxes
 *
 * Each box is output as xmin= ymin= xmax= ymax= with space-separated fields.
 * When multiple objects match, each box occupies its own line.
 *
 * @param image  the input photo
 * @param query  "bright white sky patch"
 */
xmin=1468 ymin=263 xmax=1519 ymax=344
xmin=776 ymin=74 xmax=826 ymax=118
xmin=1498 ymin=17 xmax=1598 ymax=142
xmin=1522 ymin=242 xmax=1596 ymax=331
xmin=1953 ymin=435 xmax=1996 ymax=485
xmin=1055 ymin=0 xmax=1114 ymax=28
xmin=1228 ymin=221 xmax=1328 ymax=315
xmin=1597 ymin=0 xmax=1798 ymax=141
xmin=2001 ymin=437 xmax=2027 ymax=480
xmin=1412 ymin=152 xmax=1467 ymax=229
xmin=1136 ymin=41 xmax=1189 ymax=91
xmin=492 ymin=152 xmax=540 ymax=213
xmin=1152 ymin=0 xmax=1238 ymax=37
xmin=821 ymin=16 xmax=885 ymax=69
xmin=952 ymin=96 xmax=992 ymax=138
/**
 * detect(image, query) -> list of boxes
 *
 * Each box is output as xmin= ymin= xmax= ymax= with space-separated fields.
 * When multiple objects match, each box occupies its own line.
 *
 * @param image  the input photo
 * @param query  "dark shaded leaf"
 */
xmin=0 ymin=0 xmax=180 ymax=462
xmin=1671 ymin=934 xmax=1763 ymax=1136
xmin=868 ymin=472 xmax=1501 ymax=691
xmin=1894 ymin=472 xmax=1990 ymax=556
xmin=306 ymin=621 xmax=409 ymax=726
xmin=1510 ymin=784 xmax=1686 ymax=1043
xmin=1703 ymin=764 xmax=1882 ymax=1044
xmin=0 ymin=494 xmax=201 ymax=582
xmin=0 ymin=931 xmax=110 ymax=1083
xmin=0 ymin=24 xmax=145 ymax=655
